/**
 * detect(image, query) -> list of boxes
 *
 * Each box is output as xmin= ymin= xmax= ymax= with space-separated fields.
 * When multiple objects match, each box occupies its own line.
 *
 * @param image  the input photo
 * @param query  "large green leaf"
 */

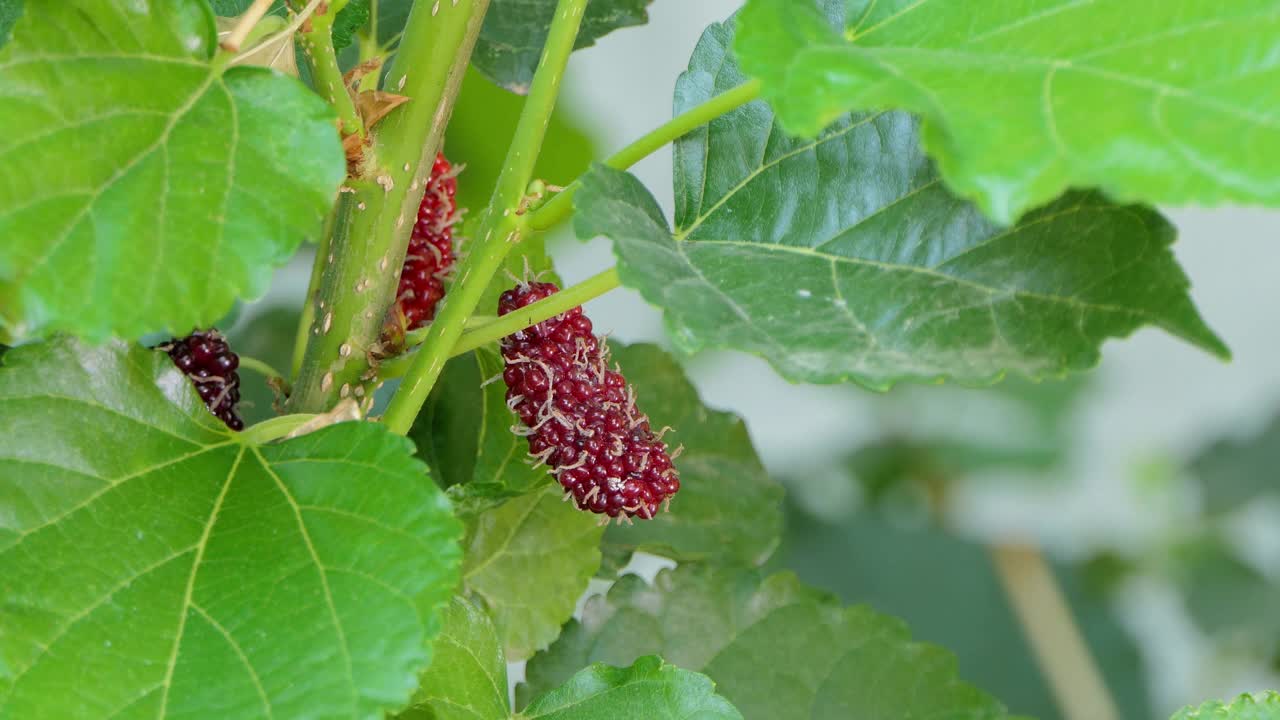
xmin=1191 ymin=412 xmax=1280 ymax=515
xmin=604 ymin=343 xmax=782 ymax=569
xmin=519 ymin=565 xmax=1010 ymax=719
xmin=522 ymin=657 xmax=743 ymax=720
xmin=0 ymin=0 xmax=344 ymax=341
xmin=473 ymin=0 xmax=651 ymax=94
xmin=1171 ymin=692 xmax=1280 ymax=720
xmin=574 ymin=19 xmax=1226 ymax=389
xmin=736 ymin=0 xmax=1280 ymax=223
xmin=0 ymin=338 xmax=462 ymax=719
xmin=396 ymin=596 xmax=509 ymax=720
xmin=461 ymin=485 xmax=602 ymax=661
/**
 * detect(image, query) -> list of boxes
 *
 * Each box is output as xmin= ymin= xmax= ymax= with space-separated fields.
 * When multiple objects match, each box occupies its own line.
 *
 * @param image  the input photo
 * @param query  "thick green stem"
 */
xmin=530 ymin=78 xmax=762 ymax=230
xmin=295 ymin=0 xmax=363 ymax=137
xmin=378 ymin=267 xmax=620 ymax=379
xmin=288 ymin=0 xmax=490 ymax=414
xmin=381 ymin=0 xmax=590 ymax=435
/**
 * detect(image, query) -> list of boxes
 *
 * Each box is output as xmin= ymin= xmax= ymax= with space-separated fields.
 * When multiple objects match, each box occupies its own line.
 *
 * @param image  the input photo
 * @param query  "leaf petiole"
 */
xmin=528 ymin=78 xmax=762 ymax=230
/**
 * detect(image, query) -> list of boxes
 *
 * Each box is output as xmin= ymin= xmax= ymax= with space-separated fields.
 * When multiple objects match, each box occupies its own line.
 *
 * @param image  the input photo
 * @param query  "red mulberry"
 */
xmin=162 ymin=330 xmax=243 ymax=431
xmin=386 ymin=152 xmax=459 ymax=343
xmin=499 ymin=281 xmax=680 ymax=520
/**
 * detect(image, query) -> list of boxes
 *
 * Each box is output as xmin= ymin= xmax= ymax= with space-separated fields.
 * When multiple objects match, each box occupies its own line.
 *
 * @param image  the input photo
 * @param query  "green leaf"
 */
xmin=604 ymin=343 xmax=782 ymax=569
xmin=461 ymin=484 xmax=603 ymax=661
xmin=521 ymin=656 xmax=743 ymax=720
xmin=574 ymin=18 xmax=1226 ymax=389
xmin=396 ymin=596 xmax=509 ymax=720
xmin=736 ymin=0 xmax=1280 ymax=224
xmin=224 ymin=305 xmax=300 ymax=425
xmin=1191 ymin=412 xmax=1280 ymax=515
xmin=1167 ymin=535 xmax=1280 ymax=647
xmin=0 ymin=338 xmax=462 ymax=719
xmin=0 ymin=0 xmax=344 ymax=341
xmin=1171 ymin=692 xmax=1280 ymax=720
xmin=474 ymin=0 xmax=651 ymax=93
xmin=519 ymin=565 xmax=1010 ymax=719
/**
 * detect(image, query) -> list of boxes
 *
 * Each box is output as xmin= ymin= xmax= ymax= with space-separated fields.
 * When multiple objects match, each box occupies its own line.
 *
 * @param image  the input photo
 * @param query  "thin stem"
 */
xmin=220 ymin=0 xmax=276 ymax=52
xmin=292 ymin=231 xmax=330 ymax=378
xmin=296 ymin=0 xmax=362 ymax=138
xmin=231 ymin=0 xmax=326 ymax=64
xmin=381 ymin=0 xmax=589 ymax=435
xmin=356 ymin=0 xmax=383 ymax=93
xmin=237 ymin=413 xmax=319 ymax=445
xmin=990 ymin=543 xmax=1120 ymax=720
xmin=529 ymin=78 xmax=762 ymax=230
xmin=287 ymin=0 xmax=490 ymax=413
xmin=378 ymin=267 xmax=620 ymax=379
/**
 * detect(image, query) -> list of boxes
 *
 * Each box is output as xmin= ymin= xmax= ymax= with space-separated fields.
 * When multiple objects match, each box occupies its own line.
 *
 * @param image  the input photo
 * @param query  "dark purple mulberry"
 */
xmin=499 ymin=281 xmax=680 ymax=520
xmin=162 ymin=330 xmax=243 ymax=431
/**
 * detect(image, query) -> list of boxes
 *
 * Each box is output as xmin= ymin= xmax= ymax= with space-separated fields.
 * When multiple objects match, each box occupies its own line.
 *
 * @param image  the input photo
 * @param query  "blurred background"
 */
xmin=229 ymin=2 xmax=1280 ymax=717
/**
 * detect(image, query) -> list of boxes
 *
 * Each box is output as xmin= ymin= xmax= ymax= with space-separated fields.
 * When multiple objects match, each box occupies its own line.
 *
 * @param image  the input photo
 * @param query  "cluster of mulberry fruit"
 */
xmin=161 ymin=330 xmax=243 ymax=431
xmin=386 ymin=152 xmax=459 ymax=344
xmin=499 ymin=281 xmax=680 ymax=520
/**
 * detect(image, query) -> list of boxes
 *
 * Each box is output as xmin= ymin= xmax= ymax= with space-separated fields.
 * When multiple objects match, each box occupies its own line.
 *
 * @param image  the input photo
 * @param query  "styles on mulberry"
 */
xmin=385 ymin=152 xmax=459 ymax=346
xmin=161 ymin=329 xmax=244 ymax=431
xmin=499 ymin=281 xmax=680 ymax=520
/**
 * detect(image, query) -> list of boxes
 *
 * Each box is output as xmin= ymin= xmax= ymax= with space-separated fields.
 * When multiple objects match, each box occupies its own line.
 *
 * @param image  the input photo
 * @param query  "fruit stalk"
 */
xmin=288 ymin=0 xmax=490 ymax=413
xmin=381 ymin=0 xmax=590 ymax=435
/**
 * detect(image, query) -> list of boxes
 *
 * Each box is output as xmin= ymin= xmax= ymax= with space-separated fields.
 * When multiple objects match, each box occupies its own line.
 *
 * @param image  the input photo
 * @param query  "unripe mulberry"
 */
xmin=499 ymin=281 xmax=680 ymax=520
xmin=161 ymin=330 xmax=243 ymax=431
xmin=386 ymin=153 xmax=459 ymax=343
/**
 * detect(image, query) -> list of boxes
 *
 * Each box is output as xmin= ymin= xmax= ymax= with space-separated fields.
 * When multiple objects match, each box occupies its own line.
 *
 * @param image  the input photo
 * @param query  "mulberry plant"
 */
xmin=0 ymin=0 xmax=1273 ymax=719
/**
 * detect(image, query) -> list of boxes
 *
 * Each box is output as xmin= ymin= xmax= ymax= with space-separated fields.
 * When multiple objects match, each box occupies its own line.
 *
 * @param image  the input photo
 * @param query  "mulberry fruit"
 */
xmin=162 ymin=330 xmax=243 ymax=431
xmin=386 ymin=152 xmax=459 ymax=344
xmin=499 ymin=281 xmax=680 ymax=520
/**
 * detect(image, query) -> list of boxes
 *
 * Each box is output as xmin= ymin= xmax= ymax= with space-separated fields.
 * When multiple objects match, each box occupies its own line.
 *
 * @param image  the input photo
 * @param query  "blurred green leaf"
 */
xmin=413 ymin=353 xmax=486 ymax=490
xmin=1167 ymin=535 xmax=1280 ymax=650
xmin=520 ymin=563 xmax=1012 ymax=719
xmin=473 ymin=0 xmax=651 ymax=94
xmin=780 ymin=507 xmax=1152 ymax=720
xmin=1170 ymin=692 xmax=1280 ymax=720
xmin=225 ymin=305 xmax=300 ymax=425
xmin=0 ymin=0 xmax=20 ymax=46
xmin=604 ymin=343 xmax=782 ymax=570
xmin=522 ymin=656 xmax=743 ymax=720
xmin=461 ymin=484 xmax=603 ymax=660
xmin=395 ymin=597 xmax=508 ymax=720
xmin=1191 ymin=413 xmax=1280 ymax=515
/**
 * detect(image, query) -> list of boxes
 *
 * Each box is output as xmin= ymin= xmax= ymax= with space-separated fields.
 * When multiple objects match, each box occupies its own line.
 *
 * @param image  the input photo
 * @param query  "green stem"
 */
xmin=529 ymin=78 xmax=762 ymax=230
xmin=296 ymin=0 xmax=362 ymax=138
xmin=287 ymin=0 xmax=490 ymax=414
xmin=292 ymin=215 xmax=334 ymax=378
xmin=237 ymin=413 xmax=319 ymax=445
xmin=379 ymin=267 xmax=620 ymax=379
xmin=355 ymin=0 xmax=383 ymax=93
xmin=381 ymin=0 xmax=590 ymax=435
